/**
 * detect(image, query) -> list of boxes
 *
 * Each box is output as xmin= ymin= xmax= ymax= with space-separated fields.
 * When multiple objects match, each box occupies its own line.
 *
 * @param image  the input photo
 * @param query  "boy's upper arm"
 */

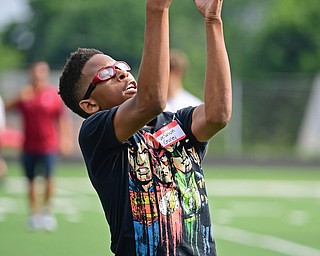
xmin=191 ymin=104 xmax=226 ymax=142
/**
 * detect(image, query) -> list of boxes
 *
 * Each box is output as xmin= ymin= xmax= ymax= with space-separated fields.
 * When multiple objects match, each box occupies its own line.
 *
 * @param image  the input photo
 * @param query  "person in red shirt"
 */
xmin=6 ymin=61 xmax=73 ymax=231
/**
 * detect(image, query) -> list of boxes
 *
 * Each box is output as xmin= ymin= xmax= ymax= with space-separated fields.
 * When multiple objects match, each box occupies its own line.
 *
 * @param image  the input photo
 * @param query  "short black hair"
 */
xmin=59 ymin=48 xmax=102 ymax=118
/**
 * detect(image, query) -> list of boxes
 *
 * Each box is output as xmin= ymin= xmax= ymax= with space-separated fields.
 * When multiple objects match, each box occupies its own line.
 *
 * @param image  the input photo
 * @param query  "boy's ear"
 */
xmin=79 ymin=99 xmax=100 ymax=115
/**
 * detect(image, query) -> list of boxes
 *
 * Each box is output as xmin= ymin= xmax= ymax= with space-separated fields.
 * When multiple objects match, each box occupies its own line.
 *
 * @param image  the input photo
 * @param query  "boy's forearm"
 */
xmin=137 ymin=7 xmax=170 ymax=111
xmin=204 ymin=20 xmax=232 ymax=123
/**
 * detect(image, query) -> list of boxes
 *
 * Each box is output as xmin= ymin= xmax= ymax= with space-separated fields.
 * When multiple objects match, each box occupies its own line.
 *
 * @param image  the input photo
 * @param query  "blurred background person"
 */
xmin=5 ymin=61 xmax=73 ymax=231
xmin=165 ymin=48 xmax=203 ymax=112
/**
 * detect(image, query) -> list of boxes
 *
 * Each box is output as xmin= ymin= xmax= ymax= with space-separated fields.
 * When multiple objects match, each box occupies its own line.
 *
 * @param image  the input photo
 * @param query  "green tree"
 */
xmin=2 ymin=0 xmax=320 ymax=75
xmin=244 ymin=0 xmax=320 ymax=75
xmin=0 ymin=31 xmax=24 ymax=70
xmin=2 ymin=0 xmax=146 ymax=70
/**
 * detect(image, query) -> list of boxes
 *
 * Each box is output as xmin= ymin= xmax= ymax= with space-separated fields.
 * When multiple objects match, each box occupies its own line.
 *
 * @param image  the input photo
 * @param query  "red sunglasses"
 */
xmin=83 ymin=61 xmax=131 ymax=100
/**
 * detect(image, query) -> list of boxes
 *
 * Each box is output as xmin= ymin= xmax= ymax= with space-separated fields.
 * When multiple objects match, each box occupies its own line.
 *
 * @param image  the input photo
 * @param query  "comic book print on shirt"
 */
xmin=128 ymin=121 xmax=215 ymax=256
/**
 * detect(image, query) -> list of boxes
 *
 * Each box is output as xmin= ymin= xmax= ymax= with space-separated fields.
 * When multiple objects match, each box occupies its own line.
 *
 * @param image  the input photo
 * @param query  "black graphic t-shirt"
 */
xmin=79 ymin=107 xmax=217 ymax=256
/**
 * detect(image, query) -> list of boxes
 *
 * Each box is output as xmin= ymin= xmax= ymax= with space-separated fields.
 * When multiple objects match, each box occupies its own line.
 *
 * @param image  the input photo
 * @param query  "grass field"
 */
xmin=0 ymin=161 xmax=319 ymax=256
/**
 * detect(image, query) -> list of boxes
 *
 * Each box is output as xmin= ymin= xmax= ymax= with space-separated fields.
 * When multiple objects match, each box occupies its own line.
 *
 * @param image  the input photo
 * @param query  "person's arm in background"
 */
xmin=113 ymin=0 xmax=172 ymax=142
xmin=5 ymin=84 xmax=33 ymax=111
xmin=5 ymin=92 xmax=22 ymax=111
xmin=191 ymin=0 xmax=232 ymax=142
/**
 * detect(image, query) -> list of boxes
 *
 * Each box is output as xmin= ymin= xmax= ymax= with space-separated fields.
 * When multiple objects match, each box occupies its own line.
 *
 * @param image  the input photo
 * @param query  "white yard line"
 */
xmin=216 ymin=225 xmax=320 ymax=256
xmin=206 ymin=179 xmax=320 ymax=198
xmin=4 ymin=177 xmax=320 ymax=197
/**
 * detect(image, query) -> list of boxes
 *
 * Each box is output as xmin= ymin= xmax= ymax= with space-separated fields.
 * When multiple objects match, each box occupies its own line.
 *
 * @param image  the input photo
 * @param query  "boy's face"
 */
xmin=79 ymin=54 xmax=137 ymax=115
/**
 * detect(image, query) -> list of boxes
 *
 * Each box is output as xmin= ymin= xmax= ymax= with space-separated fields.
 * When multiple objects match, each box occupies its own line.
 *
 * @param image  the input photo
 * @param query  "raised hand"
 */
xmin=194 ymin=0 xmax=224 ymax=22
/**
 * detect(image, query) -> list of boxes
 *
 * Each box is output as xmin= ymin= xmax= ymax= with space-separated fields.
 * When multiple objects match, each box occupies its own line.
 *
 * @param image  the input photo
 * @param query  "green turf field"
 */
xmin=0 ymin=161 xmax=319 ymax=256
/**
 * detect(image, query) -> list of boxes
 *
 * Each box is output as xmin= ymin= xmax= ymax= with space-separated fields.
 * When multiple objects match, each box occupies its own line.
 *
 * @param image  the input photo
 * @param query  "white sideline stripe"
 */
xmin=3 ymin=177 xmax=320 ymax=198
xmin=3 ymin=177 xmax=95 ymax=195
xmin=205 ymin=179 xmax=320 ymax=198
xmin=216 ymin=225 xmax=320 ymax=256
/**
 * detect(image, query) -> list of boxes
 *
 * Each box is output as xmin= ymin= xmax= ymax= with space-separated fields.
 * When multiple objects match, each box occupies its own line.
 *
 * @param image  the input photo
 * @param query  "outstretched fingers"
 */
xmin=194 ymin=0 xmax=224 ymax=22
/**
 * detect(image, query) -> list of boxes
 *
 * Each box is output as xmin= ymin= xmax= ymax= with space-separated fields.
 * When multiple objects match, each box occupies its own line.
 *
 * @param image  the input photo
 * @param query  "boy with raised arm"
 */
xmin=59 ymin=0 xmax=231 ymax=255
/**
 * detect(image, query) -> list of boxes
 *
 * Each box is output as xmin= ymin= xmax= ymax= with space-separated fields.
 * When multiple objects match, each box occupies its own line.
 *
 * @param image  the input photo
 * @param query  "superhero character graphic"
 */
xmin=168 ymin=140 xmax=214 ymax=255
xmin=128 ymin=122 xmax=214 ymax=255
xmin=129 ymin=134 xmax=159 ymax=256
xmin=152 ymin=146 xmax=183 ymax=255
xmin=129 ymin=132 xmax=183 ymax=256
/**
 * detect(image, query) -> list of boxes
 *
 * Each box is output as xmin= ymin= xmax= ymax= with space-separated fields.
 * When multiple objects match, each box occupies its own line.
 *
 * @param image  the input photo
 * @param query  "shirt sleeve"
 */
xmin=175 ymin=106 xmax=208 ymax=155
xmin=79 ymin=107 xmax=122 ymax=152
xmin=78 ymin=107 xmax=130 ymax=179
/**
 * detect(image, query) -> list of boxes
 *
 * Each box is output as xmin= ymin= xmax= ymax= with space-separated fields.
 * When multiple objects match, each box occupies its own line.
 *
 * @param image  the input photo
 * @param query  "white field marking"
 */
xmin=214 ymin=201 xmax=285 ymax=225
xmin=215 ymin=225 xmax=320 ymax=256
xmin=205 ymin=179 xmax=320 ymax=198
xmin=4 ymin=177 xmax=320 ymax=198
xmin=3 ymin=178 xmax=319 ymax=223
xmin=214 ymin=202 xmax=312 ymax=228
xmin=5 ymin=178 xmax=320 ymax=197
xmin=0 ymin=177 xmax=101 ymax=222
xmin=227 ymin=200 xmax=284 ymax=217
xmin=2 ymin=178 xmax=320 ymax=221
xmin=3 ymin=177 xmax=95 ymax=195
xmin=288 ymin=210 xmax=309 ymax=226
xmin=0 ymin=197 xmax=23 ymax=221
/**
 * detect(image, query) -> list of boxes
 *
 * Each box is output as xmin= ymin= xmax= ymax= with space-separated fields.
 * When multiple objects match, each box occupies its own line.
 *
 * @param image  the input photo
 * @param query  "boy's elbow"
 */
xmin=138 ymin=96 xmax=166 ymax=117
xmin=149 ymin=99 xmax=166 ymax=115
xmin=206 ymin=111 xmax=232 ymax=129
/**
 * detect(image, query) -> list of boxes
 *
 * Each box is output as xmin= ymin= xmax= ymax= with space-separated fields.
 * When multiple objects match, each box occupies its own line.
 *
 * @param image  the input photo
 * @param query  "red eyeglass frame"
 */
xmin=82 ymin=61 xmax=131 ymax=100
